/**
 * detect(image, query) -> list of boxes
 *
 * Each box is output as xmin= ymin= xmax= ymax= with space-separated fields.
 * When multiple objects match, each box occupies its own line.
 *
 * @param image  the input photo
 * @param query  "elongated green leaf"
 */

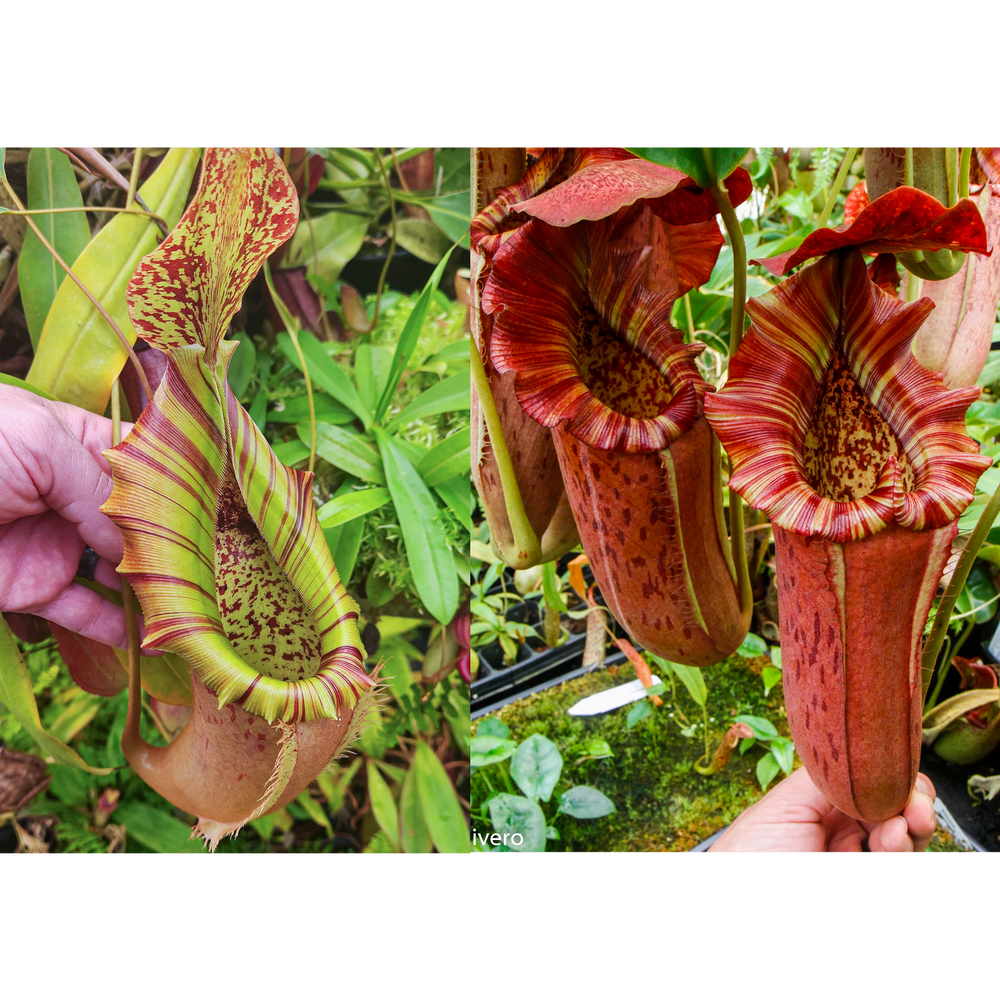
xmin=115 ymin=800 xmax=205 ymax=853
xmin=671 ymin=662 xmax=708 ymax=707
xmin=413 ymin=741 xmax=468 ymax=853
xmin=273 ymin=439 xmax=310 ymax=466
xmin=278 ymin=329 xmax=369 ymax=426
xmin=355 ymin=343 xmax=394 ymax=414
xmin=295 ymin=789 xmax=332 ymax=834
xmin=367 ymin=760 xmax=400 ymax=850
xmin=0 ymin=618 xmax=112 ymax=775
xmin=374 ymin=245 xmax=456 ymax=423
xmin=27 ymin=147 xmax=201 ymax=413
xmin=267 ymin=392 xmax=354 ymax=425
xmin=0 ymin=373 xmax=58 ymax=400
xmin=542 ymin=561 xmax=568 ymax=613
xmin=19 ymin=148 xmax=92 ymax=348
xmin=415 ymin=427 xmax=471 ymax=487
xmin=0 ymin=148 xmax=6 ymax=179
xmin=426 ymin=339 xmax=471 ymax=365
xmin=399 ymin=759 xmax=433 ymax=853
xmin=303 ymin=422 xmax=385 ymax=484
xmin=226 ymin=331 xmax=256 ymax=399
xmin=374 ymin=428 xmax=459 ymax=624
xmin=317 ymin=487 xmax=391 ymax=527
xmin=384 ymin=372 xmax=471 ymax=430
xmin=433 ymin=476 xmax=472 ymax=531
xmin=321 ymin=480 xmax=366 ymax=586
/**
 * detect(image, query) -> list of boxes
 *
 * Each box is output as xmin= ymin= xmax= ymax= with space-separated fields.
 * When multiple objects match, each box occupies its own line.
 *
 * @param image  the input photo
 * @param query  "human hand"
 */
xmin=0 ymin=383 xmax=138 ymax=648
xmin=709 ymin=765 xmax=937 ymax=852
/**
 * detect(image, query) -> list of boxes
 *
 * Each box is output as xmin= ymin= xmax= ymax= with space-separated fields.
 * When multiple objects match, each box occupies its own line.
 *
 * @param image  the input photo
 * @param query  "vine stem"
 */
xmin=3 ymin=204 xmax=167 ymax=226
xmin=713 ymin=171 xmax=753 ymax=618
xmin=0 ymin=174 xmax=152 ymax=402
xmin=921 ymin=479 xmax=1000 ymax=703
xmin=264 ymin=261 xmax=316 ymax=473
xmin=815 ymin=147 xmax=858 ymax=229
xmin=370 ymin=149 xmax=398 ymax=330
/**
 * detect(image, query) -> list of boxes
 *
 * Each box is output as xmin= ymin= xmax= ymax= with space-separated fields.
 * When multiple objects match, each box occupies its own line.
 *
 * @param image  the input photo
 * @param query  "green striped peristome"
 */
xmin=101 ymin=148 xmax=372 ymax=726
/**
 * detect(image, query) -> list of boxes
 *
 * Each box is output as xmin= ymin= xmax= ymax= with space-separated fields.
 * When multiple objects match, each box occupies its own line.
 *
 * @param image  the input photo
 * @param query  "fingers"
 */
xmin=24 ymin=582 xmax=128 ymax=649
xmin=868 ymin=774 xmax=937 ymax=853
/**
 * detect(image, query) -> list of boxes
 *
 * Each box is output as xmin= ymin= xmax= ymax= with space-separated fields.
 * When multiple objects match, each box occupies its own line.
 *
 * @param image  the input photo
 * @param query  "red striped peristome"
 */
xmin=705 ymin=248 xmax=991 ymax=544
xmin=705 ymin=244 xmax=991 ymax=823
xmin=486 ymin=219 xmax=707 ymax=454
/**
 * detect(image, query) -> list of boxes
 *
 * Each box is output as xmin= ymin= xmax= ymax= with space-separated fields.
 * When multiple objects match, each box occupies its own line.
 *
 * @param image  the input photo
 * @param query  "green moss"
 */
xmin=473 ymin=654 xmax=786 ymax=851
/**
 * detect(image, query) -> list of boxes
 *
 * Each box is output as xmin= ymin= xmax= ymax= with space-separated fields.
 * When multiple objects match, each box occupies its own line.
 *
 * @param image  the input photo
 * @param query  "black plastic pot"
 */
xmin=340 ymin=245 xmax=471 ymax=296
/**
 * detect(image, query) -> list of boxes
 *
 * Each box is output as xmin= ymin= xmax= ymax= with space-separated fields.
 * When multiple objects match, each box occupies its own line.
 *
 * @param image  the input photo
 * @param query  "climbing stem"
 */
xmin=714 ymin=174 xmax=753 ymax=618
xmin=470 ymin=341 xmax=540 ymax=563
xmin=922 ymin=480 xmax=1000 ymax=703
xmin=264 ymin=261 xmax=316 ymax=473
xmin=815 ymin=147 xmax=858 ymax=229
xmin=370 ymin=149 xmax=398 ymax=330
xmin=926 ymin=619 xmax=973 ymax=713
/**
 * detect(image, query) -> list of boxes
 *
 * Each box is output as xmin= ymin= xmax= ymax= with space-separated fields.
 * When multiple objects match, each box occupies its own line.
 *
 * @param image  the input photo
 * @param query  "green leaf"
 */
xmin=581 ymin=736 xmax=613 ymax=758
xmin=272 ymin=439 xmax=310 ymax=466
xmin=226 ymin=331 xmax=257 ymax=400
xmin=762 ymin=666 xmax=782 ymax=696
xmin=626 ymin=147 xmax=750 ymax=189
xmin=627 ymin=700 xmax=652 ymax=729
xmin=415 ymin=427 xmax=471 ymax=487
xmin=384 ymin=371 xmax=471 ymax=430
xmin=470 ymin=735 xmax=518 ymax=767
xmin=305 ymin=422 xmax=385 ymax=484
xmin=510 ymin=733 xmax=563 ymax=802
xmin=541 ymin=561 xmax=568 ymax=613
xmin=476 ymin=717 xmax=509 ymax=740
xmin=375 ymin=428 xmax=459 ymax=624
xmin=294 ymin=789 xmax=332 ymax=834
xmin=735 ymin=714 xmax=779 ymax=741
xmin=394 ymin=217 xmax=455 ymax=264
xmin=19 ymin=148 xmax=92 ymax=348
xmin=487 ymin=793 xmax=547 ymax=852
xmin=422 ymin=190 xmax=472 ymax=246
xmin=671 ymin=662 xmax=708 ymax=707
xmin=399 ymin=759 xmax=433 ymax=853
xmin=321 ymin=479 xmax=367 ymax=585
xmin=26 ymin=147 xmax=201 ymax=414
xmin=317 ymin=487 xmax=391 ymax=528
xmin=116 ymin=800 xmax=205 ymax=853
xmin=0 ymin=618 xmax=112 ymax=775
xmin=374 ymin=245 xmax=455 ymax=422
xmin=736 ymin=632 xmax=769 ymax=658
xmin=644 ymin=683 xmax=667 ymax=697
xmin=366 ymin=760 xmax=400 ymax=850
xmin=413 ymin=741 xmax=468 ymax=853
xmin=354 ymin=343 xmax=394 ymax=414
xmin=557 ymin=786 xmax=616 ymax=819
xmin=756 ymin=752 xmax=781 ymax=791
xmin=0 ymin=373 xmax=59 ymax=400
xmin=770 ymin=737 xmax=795 ymax=775
xmin=278 ymin=329 xmax=369 ymax=426
xmin=433 ymin=476 xmax=472 ymax=531
xmin=284 ymin=207 xmax=368 ymax=283
xmin=266 ymin=392 xmax=354 ymax=425
xmin=0 ymin=148 xmax=5 ymax=180
xmin=769 ymin=646 xmax=782 ymax=668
